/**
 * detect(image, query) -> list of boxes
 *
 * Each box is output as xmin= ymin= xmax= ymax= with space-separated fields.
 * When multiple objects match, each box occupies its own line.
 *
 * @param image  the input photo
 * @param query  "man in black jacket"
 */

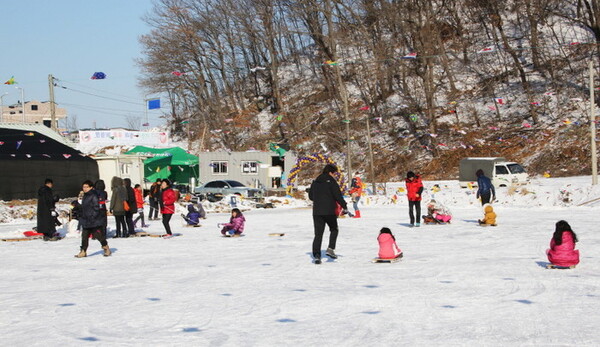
xmin=37 ymin=178 xmax=58 ymax=241
xmin=75 ymin=180 xmax=111 ymax=258
xmin=308 ymin=164 xmax=348 ymax=264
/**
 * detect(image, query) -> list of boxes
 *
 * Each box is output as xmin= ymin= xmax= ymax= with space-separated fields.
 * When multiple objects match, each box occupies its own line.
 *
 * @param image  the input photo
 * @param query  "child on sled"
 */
xmin=218 ymin=208 xmax=246 ymax=237
xmin=377 ymin=227 xmax=403 ymax=259
xmin=182 ymin=204 xmax=200 ymax=226
xmin=478 ymin=204 xmax=497 ymax=226
xmin=547 ymin=220 xmax=579 ymax=268
xmin=422 ymin=199 xmax=452 ymax=224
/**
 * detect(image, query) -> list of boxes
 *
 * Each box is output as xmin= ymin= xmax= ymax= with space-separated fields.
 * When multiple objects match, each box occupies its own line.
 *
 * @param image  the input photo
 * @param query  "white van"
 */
xmin=459 ymin=157 xmax=528 ymax=188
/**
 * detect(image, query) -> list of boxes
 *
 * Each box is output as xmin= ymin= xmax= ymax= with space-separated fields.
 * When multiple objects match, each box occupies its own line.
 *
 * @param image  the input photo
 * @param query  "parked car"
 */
xmin=194 ymin=180 xmax=264 ymax=202
xmin=459 ymin=157 xmax=528 ymax=188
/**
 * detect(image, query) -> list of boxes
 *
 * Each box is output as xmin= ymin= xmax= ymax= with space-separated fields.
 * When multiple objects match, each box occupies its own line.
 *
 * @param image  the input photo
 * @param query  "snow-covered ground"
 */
xmin=1 ymin=176 xmax=599 ymax=345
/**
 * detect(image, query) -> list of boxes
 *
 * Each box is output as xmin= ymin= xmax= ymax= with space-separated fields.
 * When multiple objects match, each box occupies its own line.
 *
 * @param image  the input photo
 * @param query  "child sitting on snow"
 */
xmin=68 ymin=200 xmax=82 ymax=233
xmin=182 ymin=204 xmax=200 ymax=226
xmin=547 ymin=220 xmax=579 ymax=268
xmin=377 ymin=227 xmax=403 ymax=259
xmin=478 ymin=204 xmax=497 ymax=226
xmin=422 ymin=199 xmax=452 ymax=224
xmin=219 ymin=208 xmax=246 ymax=237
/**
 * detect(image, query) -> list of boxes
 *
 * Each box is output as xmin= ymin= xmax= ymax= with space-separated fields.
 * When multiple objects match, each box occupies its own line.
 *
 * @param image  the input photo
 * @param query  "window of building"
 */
xmin=241 ymin=161 xmax=258 ymax=174
xmin=10 ymin=111 xmax=15 ymax=114
xmin=18 ymin=111 xmax=22 ymax=113
xmin=31 ymin=105 xmax=38 ymax=111
xmin=211 ymin=161 xmax=228 ymax=175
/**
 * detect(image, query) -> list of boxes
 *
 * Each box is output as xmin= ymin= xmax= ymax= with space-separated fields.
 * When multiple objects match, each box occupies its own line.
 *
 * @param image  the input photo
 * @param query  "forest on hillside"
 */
xmin=137 ymin=0 xmax=600 ymax=182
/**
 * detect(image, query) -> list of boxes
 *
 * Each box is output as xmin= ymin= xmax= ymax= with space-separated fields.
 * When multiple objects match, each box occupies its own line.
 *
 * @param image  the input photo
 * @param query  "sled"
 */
xmin=268 ymin=233 xmax=285 ymax=237
xmin=23 ymin=231 xmax=44 ymax=237
xmin=546 ymin=264 xmax=576 ymax=269
xmin=478 ymin=223 xmax=497 ymax=227
xmin=372 ymin=257 xmax=401 ymax=263
xmin=132 ymin=232 xmax=152 ymax=237
xmin=184 ymin=224 xmax=202 ymax=228
xmin=135 ymin=232 xmax=182 ymax=238
xmin=1 ymin=237 xmax=41 ymax=242
xmin=222 ymin=234 xmax=244 ymax=238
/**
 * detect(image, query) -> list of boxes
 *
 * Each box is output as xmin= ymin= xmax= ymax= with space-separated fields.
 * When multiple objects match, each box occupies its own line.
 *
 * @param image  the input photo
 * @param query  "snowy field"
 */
xmin=1 ymin=176 xmax=600 ymax=346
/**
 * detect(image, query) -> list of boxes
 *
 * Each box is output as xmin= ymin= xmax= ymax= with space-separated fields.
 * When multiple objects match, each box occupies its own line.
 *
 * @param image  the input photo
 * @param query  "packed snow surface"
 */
xmin=1 ymin=176 xmax=599 ymax=345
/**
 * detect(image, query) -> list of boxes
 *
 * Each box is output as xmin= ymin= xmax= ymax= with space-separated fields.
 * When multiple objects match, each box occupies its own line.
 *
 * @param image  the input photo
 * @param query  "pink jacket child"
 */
xmin=377 ymin=228 xmax=403 ymax=259
xmin=220 ymin=208 xmax=246 ymax=236
xmin=547 ymin=220 xmax=580 ymax=267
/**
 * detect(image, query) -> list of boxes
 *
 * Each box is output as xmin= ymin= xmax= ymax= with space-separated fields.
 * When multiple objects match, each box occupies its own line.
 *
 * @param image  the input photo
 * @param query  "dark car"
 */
xmin=194 ymin=180 xmax=264 ymax=202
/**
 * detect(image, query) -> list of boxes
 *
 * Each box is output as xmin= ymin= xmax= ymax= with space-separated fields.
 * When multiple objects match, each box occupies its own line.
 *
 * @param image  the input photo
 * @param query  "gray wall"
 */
xmin=197 ymin=151 xmax=297 ymax=189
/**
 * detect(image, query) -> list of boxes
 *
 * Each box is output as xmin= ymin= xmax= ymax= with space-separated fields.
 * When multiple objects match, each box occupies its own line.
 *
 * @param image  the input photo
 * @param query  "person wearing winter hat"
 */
xmin=476 ymin=169 xmax=496 ymax=206
xmin=160 ymin=179 xmax=176 ymax=236
xmin=405 ymin=171 xmax=424 ymax=227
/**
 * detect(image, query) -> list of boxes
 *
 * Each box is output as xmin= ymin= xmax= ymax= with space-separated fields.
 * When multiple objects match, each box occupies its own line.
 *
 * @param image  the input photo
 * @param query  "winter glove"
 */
xmin=342 ymin=209 xmax=349 ymax=215
xmin=51 ymin=210 xmax=58 ymax=217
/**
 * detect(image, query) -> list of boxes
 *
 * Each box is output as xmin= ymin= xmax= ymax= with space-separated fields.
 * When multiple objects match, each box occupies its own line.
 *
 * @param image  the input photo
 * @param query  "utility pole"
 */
xmin=364 ymin=111 xmax=376 ymax=195
xmin=324 ymin=0 xmax=351 ymax=187
xmin=48 ymin=74 xmax=57 ymax=131
xmin=590 ymin=61 xmax=598 ymax=185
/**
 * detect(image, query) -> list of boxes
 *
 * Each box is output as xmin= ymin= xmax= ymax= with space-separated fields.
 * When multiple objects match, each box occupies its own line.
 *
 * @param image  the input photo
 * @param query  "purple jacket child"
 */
xmin=220 ymin=208 xmax=245 ymax=236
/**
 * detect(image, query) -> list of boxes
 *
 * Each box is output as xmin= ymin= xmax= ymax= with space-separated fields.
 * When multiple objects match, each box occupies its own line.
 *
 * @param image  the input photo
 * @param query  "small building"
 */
xmin=0 ymin=100 xmax=67 ymax=129
xmin=196 ymin=151 xmax=297 ymax=190
xmin=93 ymin=154 xmax=147 ymax=199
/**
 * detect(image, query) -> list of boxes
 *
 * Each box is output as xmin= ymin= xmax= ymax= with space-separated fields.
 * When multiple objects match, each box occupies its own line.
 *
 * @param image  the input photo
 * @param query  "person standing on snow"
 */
xmin=308 ymin=164 xmax=348 ymax=264
xmin=37 ymin=178 xmax=59 ymax=241
xmin=132 ymin=184 xmax=148 ymax=228
xmin=94 ymin=179 xmax=108 ymax=237
xmin=476 ymin=169 xmax=496 ymax=206
xmin=123 ymin=178 xmax=137 ymax=236
xmin=75 ymin=180 xmax=111 ymax=258
xmin=160 ymin=179 xmax=176 ymax=236
xmin=349 ymin=172 xmax=363 ymax=218
xmin=109 ymin=176 xmax=128 ymax=238
xmin=405 ymin=171 xmax=424 ymax=227
xmin=148 ymin=179 xmax=161 ymax=220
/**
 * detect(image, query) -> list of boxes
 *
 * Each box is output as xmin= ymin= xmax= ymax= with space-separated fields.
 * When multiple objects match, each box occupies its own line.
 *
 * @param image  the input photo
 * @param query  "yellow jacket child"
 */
xmin=478 ymin=204 xmax=497 ymax=226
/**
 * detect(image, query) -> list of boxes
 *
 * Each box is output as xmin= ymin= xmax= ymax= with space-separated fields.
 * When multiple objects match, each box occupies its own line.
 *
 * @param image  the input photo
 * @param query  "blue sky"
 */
xmin=0 ymin=0 xmax=163 ymax=129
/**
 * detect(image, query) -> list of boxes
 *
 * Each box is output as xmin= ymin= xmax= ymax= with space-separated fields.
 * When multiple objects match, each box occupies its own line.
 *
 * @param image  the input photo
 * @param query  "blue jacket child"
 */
xmin=184 ymin=204 xmax=200 ymax=225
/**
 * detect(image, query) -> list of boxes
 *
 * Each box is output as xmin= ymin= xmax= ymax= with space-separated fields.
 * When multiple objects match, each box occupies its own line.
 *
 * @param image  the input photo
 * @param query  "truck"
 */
xmin=459 ymin=157 xmax=528 ymax=188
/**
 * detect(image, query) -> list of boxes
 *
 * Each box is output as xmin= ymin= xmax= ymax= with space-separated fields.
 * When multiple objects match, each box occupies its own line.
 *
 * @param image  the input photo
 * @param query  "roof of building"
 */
xmin=0 ymin=122 xmax=75 ymax=148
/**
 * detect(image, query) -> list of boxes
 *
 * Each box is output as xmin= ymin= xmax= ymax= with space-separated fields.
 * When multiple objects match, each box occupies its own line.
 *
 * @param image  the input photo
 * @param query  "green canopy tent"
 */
xmin=126 ymin=146 xmax=199 ymax=185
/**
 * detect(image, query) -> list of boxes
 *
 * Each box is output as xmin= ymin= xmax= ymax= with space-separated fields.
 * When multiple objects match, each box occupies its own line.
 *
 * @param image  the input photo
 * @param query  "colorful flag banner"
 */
xmin=478 ymin=46 xmax=496 ymax=53
xmin=494 ymin=97 xmax=505 ymax=105
xmin=402 ymin=52 xmax=417 ymax=59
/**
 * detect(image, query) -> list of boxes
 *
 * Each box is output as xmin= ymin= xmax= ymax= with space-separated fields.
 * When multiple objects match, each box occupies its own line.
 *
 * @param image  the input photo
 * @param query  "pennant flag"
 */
xmin=488 ymin=105 xmax=497 ymax=111
xmin=494 ymin=97 xmax=505 ymax=105
xmin=24 ymin=132 xmax=35 ymax=136
xmin=224 ymin=118 xmax=234 ymax=123
xmin=43 ymin=154 xmax=51 ymax=158
xmin=90 ymin=72 xmax=106 ymax=80
xmin=63 ymin=154 xmax=71 ymax=159
xmin=25 ymin=154 xmax=31 ymax=158
xmin=16 ymin=140 xmax=22 ymax=149
xmin=4 ymin=76 xmax=17 ymax=85
xmin=39 ymin=140 xmax=45 ymax=143
xmin=478 ymin=46 xmax=496 ymax=53
xmin=0 ymin=141 xmax=3 ymax=145
xmin=180 ymin=120 xmax=189 ymax=124
xmin=171 ymin=71 xmax=186 ymax=76
xmin=147 ymin=98 xmax=160 ymax=110
xmin=402 ymin=52 xmax=417 ymax=59
xmin=544 ymin=91 xmax=555 ymax=96
xmin=531 ymin=101 xmax=541 ymax=106
xmin=142 ymin=122 xmax=149 ymax=126
xmin=360 ymin=106 xmax=370 ymax=111
xmin=250 ymin=66 xmax=266 ymax=72
xmin=324 ymin=60 xmax=338 ymax=66
xmin=409 ymin=114 xmax=418 ymax=122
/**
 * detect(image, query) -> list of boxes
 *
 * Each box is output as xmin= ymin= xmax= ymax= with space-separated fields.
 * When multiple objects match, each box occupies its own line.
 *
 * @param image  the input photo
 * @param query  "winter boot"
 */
xmin=74 ymin=249 xmax=87 ymax=258
xmin=326 ymin=248 xmax=337 ymax=259
xmin=102 ymin=245 xmax=112 ymax=257
xmin=353 ymin=210 xmax=361 ymax=218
